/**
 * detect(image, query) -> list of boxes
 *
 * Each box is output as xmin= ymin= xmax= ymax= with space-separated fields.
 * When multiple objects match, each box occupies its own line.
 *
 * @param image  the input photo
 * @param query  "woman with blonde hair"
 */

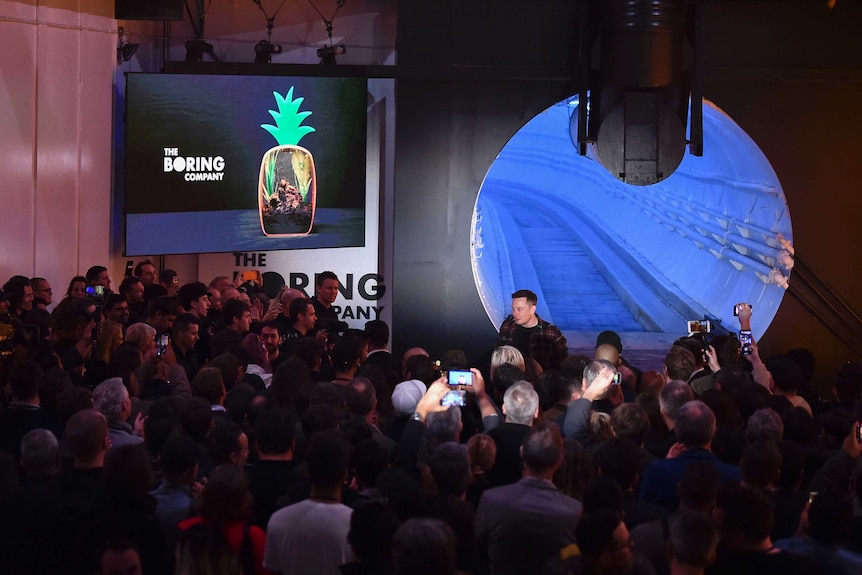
xmin=175 ymin=522 xmax=241 ymax=575
xmin=124 ymin=322 xmax=156 ymax=356
xmin=490 ymin=345 xmax=525 ymax=381
xmin=94 ymin=319 xmax=124 ymax=364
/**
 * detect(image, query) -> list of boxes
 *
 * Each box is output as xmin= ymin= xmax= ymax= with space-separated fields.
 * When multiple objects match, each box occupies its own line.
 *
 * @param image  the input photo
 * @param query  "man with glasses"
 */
xmin=30 ymin=277 xmax=53 ymax=310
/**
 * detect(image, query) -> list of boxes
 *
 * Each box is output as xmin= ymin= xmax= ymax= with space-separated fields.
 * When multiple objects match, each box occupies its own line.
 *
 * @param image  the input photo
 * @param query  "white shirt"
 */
xmin=264 ymin=499 xmax=353 ymax=574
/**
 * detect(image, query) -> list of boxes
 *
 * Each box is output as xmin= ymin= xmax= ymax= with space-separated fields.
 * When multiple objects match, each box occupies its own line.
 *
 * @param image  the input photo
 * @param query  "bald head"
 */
xmin=402 ymin=347 xmax=429 ymax=377
xmin=222 ymin=286 xmax=241 ymax=302
xmin=595 ymin=344 xmax=621 ymax=367
xmin=280 ymin=288 xmax=305 ymax=308
xmin=66 ymin=409 xmax=109 ymax=466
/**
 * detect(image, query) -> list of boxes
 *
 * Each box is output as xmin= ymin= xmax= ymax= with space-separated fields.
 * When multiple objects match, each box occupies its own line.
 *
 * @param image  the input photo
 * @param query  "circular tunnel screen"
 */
xmin=471 ymin=96 xmax=792 ymax=343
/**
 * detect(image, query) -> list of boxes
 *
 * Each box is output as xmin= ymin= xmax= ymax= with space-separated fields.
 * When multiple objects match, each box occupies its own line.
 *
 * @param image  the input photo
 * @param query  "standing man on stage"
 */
xmin=497 ymin=289 xmax=568 ymax=371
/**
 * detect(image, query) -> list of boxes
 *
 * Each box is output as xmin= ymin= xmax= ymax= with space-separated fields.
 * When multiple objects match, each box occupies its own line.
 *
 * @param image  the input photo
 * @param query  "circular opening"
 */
xmin=471 ymin=96 xmax=791 ymax=347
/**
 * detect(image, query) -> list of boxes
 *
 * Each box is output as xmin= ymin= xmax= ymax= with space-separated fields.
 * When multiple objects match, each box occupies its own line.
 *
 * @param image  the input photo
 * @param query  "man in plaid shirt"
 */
xmin=497 ymin=289 xmax=568 ymax=371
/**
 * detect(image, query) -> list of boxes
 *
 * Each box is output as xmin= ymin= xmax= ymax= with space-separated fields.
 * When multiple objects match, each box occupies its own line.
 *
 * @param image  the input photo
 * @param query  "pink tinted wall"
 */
xmin=0 ymin=0 xmax=115 ymax=294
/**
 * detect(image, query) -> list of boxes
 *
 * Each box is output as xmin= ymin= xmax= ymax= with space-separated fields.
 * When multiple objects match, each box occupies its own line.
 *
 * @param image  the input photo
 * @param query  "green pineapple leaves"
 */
xmin=261 ymin=87 xmax=316 ymax=145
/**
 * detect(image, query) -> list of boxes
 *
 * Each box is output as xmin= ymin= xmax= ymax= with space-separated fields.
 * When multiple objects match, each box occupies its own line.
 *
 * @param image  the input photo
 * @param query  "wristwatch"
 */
xmin=410 ymin=412 xmax=424 ymax=422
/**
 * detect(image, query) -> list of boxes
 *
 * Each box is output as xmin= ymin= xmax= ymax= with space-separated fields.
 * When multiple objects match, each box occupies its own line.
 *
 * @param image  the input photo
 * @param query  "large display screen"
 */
xmin=124 ymin=74 xmax=367 ymax=255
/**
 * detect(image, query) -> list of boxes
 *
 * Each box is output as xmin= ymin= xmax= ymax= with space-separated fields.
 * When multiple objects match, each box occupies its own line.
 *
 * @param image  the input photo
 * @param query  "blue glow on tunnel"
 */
xmin=471 ymin=96 xmax=792 ymax=341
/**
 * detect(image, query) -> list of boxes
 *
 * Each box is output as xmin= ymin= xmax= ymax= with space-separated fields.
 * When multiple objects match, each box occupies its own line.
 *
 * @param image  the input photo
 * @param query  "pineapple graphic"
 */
xmin=258 ymin=87 xmax=317 ymax=236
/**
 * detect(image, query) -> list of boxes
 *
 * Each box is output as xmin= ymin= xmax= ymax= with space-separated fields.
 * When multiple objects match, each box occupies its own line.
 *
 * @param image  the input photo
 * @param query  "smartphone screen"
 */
xmin=447 ymin=369 xmax=473 ymax=387
xmin=157 ymin=334 xmax=169 ymax=356
xmin=612 ymin=372 xmax=621 ymax=385
xmin=441 ymin=389 xmax=467 ymax=408
xmin=739 ymin=331 xmax=753 ymax=355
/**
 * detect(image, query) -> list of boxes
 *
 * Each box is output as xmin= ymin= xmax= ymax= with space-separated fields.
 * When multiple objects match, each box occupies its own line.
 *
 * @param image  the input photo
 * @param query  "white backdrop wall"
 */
xmin=0 ymin=0 xmax=115 ymax=295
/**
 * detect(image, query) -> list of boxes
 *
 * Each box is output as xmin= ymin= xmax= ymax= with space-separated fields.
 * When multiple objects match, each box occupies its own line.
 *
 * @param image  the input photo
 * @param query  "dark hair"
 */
xmin=216 ymin=346 xmax=248 ymax=376
xmin=133 ymin=260 xmax=154 ymax=278
xmin=346 ymin=377 xmax=376 ymax=416
xmin=593 ymin=438 xmax=641 ymax=491
xmin=103 ymin=444 xmax=153 ymax=498
xmin=147 ymin=295 xmax=178 ymax=318
xmin=404 ymin=354 xmax=437 ymax=386
xmin=669 ymin=510 xmax=718 ymax=567
xmin=574 ymin=510 xmax=623 ymax=559
xmin=9 ymin=360 xmax=42 ymax=401
xmin=223 ymin=383 xmax=255 ymax=425
xmin=430 ymin=442 xmax=470 ymax=497
xmin=364 ymin=319 xmax=389 ymax=348
xmin=301 ymin=404 xmax=339 ymax=441
xmin=85 ymin=266 xmax=107 ymax=284
xmin=352 ymin=439 xmax=389 ymax=489
xmin=206 ymin=421 xmax=244 ymax=468
xmin=765 ymin=355 xmax=804 ymax=394
xmin=732 ymin=383 xmax=771 ymax=421
xmin=178 ymin=282 xmax=209 ymax=310
xmin=293 ymin=337 xmax=324 ymax=373
xmin=610 ymin=403 xmax=650 ymax=446
xmin=255 ymin=408 xmax=296 ymax=455
xmin=107 ymin=343 xmax=143 ymax=395
xmin=392 ymin=518 xmax=456 ymax=575
xmin=246 ymin=391 xmax=276 ymax=430
xmin=269 ymin=357 xmax=312 ymax=412
xmin=521 ymin=422 xmax=563 ymax=474
xmin=180 ymin=397 xmax=214 ymax=443
xmin=674 ymin=401 xmax=716 ymax=447
xmin=39 ymin=367 xmax=72 ymax=414
xmin=315 ymin=271 xmax=338 ymax=288
xmin=66 ymin=275 xmax=87 ymax=297
xmin=348 ymin=501 xmax=399 ymax=566
xmin=775 ymin=440 xmax=805 ymax=491
xmin=174 ymin=313 xmax=201 ymax=334
xmin=104 ymin=292 xmax=126 ymax=312
xmin=198 ymin=464 xmax=252 ymax=527
xmin=678 ymin=460 xmax=721 ymax=511
xmin=118 ymin=276 xmax=142 ymax=298
xmin=716 ymin=364 xmax=751 ymax=397
xmin=715 ymin=483 xmax=773 ymax=542
xmin=510 ymin=289 xmax=537 ymax=305
xmin=192 ymin=367 xmax=224 ymax=406
xmin=809 ymin=491 xmax=854 ymax=545
xmin=835 ymin=361 xmax=862 ymax=403
xmin=659 ymin=380 xmax=694 ymax=420
xmin=65 ymin=409 xmax=107 ymax=461
xmin=673 ymin=336 xmax=705 ymax=362
xmin=700 ymin=388 xmax=738 ymax=428
xmin=740 ymin=440 xmax=781 ymax=489
xmin=306 ymin=431 xmax=351 ymax=489
xmin=582 ymin=477 xmax=626 ymax=515
xmin=331 ymin=336 xmax=363 ymax=372
xmin=553 ymin=438 xmax=593 ymax=501
xmin=160 ymin=435 xmax=200 ymax=476
xmin=288 ymin=297 xmax=314 ymax=323
xmin=259 ymin=319 xmax=280 ymax=336
xmin=492 ymin=363 xmax=526 ymax=399
xmin=664 ymin=346 xmax=697 ymax=382
xmin=712 ymin=334 xmax=740 ymax=368
xmin=221 ymin=298 xmax=250 ymax=326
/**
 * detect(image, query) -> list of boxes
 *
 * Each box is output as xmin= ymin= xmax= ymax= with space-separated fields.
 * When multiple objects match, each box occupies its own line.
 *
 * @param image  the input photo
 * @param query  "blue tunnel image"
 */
xmin=471 ymin=96 xmax=792 ymax=348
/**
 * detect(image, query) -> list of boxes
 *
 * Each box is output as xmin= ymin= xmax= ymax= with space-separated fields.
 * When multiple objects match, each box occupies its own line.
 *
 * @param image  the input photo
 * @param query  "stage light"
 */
xmin=117 ymin=41 xmax=139 ymax=63
xmin=254 ymin=40 xmax=283 ymax=64
xmin=317 ymin=44 xmax=345 ymax=65
xmin=185 ymin=38 xmax=215 ymax=62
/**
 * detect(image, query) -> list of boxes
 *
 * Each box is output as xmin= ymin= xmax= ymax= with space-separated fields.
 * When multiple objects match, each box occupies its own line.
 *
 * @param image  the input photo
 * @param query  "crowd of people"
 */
xmin=1 ymin=268 xmax=862 ymax=575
